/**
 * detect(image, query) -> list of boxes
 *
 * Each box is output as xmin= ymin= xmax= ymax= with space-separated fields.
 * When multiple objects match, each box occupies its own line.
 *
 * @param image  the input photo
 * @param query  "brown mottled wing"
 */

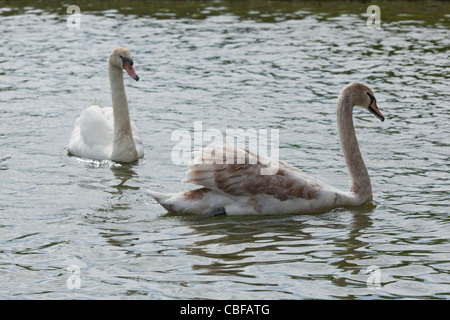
xmin=182 ymin=145 xmax=325 ymax=201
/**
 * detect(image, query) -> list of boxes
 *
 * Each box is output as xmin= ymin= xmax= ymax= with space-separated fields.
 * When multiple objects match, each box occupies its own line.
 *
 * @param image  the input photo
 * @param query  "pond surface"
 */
xmin=0 ymin=1 xmax=449 ymax=299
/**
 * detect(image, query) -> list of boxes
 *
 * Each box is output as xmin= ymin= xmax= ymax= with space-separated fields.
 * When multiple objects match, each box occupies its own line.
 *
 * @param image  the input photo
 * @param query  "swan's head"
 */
xmin=341 ymin=82 xmax=385 ymax=122
xmin=109 ymin=47 xmax=139 ymax=81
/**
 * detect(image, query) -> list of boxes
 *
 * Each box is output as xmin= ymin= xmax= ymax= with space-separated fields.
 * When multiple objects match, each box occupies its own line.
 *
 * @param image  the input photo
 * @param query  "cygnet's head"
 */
xmin=340 ymin=82 xmax=384 ymax=122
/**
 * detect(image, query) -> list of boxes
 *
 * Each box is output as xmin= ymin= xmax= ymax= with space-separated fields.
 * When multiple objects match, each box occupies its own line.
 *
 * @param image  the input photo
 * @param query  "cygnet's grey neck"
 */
xmin=336 ymin=92 xmax=372 ymax=204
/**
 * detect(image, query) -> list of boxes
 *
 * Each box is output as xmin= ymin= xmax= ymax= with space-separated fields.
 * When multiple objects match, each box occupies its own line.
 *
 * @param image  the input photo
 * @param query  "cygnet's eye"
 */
xmin=119 ymin=54 xmax=123 ymax=59
xmin=367 ymin=92 xmax=375 ymax=103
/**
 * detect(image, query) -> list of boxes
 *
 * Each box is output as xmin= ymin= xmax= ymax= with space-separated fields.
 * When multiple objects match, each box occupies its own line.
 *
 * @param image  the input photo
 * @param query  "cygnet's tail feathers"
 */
xmin=147 ymin=190 xmax=171 ymax=203
xmin=146 ymin=189 xmax=176 ymax=212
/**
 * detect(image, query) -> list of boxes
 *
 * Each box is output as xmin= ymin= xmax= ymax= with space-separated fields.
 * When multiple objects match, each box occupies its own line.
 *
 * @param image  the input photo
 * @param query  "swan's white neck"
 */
xmin=108 ymin=62 xmax=138 ymax=162
xmin=336 ymin=94 xmax=372 ymax=205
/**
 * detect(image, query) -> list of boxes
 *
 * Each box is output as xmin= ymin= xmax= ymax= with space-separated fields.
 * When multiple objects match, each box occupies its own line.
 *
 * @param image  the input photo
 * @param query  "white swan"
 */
xmin=148 ymin=82 xmax=385 ymax=216
xmin=67 ymin=47 xmax=144 ymax=163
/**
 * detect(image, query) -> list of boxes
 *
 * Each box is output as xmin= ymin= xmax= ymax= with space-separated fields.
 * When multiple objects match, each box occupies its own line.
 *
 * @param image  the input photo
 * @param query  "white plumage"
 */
xmin=67 ymin=47 xmax=143 ymax=163
xmin=67 ymin=100 xmax=143 ymax=161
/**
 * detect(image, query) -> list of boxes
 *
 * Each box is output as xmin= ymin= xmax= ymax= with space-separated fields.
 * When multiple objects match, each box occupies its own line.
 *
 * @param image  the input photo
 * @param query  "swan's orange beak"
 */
xmin=123 ymin=59 xmax=139 ymax=81
xmin=368 ymin=99 xmax=384 ymax=122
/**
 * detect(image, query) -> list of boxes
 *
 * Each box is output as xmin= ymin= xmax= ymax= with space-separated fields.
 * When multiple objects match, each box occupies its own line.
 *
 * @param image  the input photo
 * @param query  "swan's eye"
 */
xmin=119 ymin=54 xmax=123 ymax=59
xmin=367 ymin=92 xmax=375 ymax=102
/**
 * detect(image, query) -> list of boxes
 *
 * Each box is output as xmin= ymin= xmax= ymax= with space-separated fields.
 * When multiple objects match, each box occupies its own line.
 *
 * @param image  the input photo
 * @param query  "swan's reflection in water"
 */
xmin=175 ymin=206 xmax=376 ymax=292
xmin=99 ymin=162 xmax=140 ymax=215
xmin=89 ymin=162 xmax=143 ymax=249
xmin=109 ymin=162 xmax=140 ymax=194
xmin=77 ymin=160 xmax=141 ymax=223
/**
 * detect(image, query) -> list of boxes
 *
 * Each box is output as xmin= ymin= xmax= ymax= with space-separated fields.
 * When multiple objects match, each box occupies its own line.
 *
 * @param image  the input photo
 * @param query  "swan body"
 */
xmin=67 ymin=47 xmax=143 ymax=163
xmin=148 ymin=82 xmax=385 ymax=216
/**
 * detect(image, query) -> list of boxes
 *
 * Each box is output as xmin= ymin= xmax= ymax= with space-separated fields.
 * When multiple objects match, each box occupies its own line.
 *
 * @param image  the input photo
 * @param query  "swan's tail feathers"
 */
xmin=85 ymin=98 xmax=102 ymax=110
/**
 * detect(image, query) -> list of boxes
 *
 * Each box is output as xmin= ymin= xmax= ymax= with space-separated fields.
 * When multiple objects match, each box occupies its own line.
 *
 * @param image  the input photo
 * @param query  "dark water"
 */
xmin=0 ymin=1 xmax=449 ymax=299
